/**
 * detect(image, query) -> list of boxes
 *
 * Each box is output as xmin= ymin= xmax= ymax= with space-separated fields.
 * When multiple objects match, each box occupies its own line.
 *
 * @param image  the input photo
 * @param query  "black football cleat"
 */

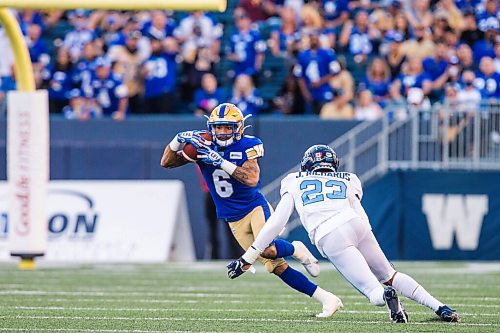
xmin=436 ymin=305 xmax=461 ymax=322
xmin=383 ymin=286 xmax=408 ymax=323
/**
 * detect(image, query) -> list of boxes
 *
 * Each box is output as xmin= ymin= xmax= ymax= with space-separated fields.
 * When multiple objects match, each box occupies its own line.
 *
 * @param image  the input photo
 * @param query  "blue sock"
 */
xmin=274 ymin=239 xmax=295 ymax=258
xmin=279 ymin=266 xmax=317 ymax=297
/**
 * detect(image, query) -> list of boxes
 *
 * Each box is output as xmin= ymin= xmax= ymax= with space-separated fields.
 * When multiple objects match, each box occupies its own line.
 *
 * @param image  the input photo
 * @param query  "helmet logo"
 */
xmin=315 ymin=152 xmax=322 ymax=161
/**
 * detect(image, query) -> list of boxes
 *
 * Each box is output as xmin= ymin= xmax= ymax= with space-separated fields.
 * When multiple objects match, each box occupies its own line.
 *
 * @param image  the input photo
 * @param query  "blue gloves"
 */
xmin=176 ymin=130 xmax=208 ymax=149
xmin=197 ymin=146 xmax=224 ymax=167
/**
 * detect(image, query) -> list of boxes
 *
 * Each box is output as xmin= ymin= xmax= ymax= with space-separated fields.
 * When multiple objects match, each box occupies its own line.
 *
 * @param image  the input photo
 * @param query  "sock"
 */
xmin=279 ymin=266 xmax=318 ymax=297
xmin=312 ymin=286 xmax=333 ymax=303
xmin=367 ymin=286 xmax=385 ymax=306
xmin=274 ymin=239 xmax=295 ymax=258
xmin=392 ymin=272 xmax=444 ymax=311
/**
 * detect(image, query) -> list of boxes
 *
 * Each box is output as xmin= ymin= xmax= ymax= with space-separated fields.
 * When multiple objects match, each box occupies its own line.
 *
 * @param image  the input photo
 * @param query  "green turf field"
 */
xmin=0 ymin=261 xmax=498 ymax=333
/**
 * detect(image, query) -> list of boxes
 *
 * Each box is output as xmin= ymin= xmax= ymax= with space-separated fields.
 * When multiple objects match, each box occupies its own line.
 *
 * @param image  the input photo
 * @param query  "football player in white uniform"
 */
xmin=227 ymin=144 xmax=461 ymax=323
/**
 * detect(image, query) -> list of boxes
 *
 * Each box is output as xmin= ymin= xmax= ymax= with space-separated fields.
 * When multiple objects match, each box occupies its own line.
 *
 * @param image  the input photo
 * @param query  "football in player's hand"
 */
xmin=181 ymin=131 xmax=212 ymax=162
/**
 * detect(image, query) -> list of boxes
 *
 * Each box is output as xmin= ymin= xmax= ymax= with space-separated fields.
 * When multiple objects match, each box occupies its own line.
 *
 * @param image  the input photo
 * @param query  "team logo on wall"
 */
xmin=422 ymin=194 xmax=488 ymax=250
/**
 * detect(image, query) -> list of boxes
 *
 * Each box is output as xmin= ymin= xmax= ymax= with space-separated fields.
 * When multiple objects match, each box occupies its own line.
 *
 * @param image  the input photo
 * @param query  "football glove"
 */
xmin=197 ymin=147 xmax=224 ymax=167
xmin=227 ymin=257 xmax=251 ymax=279
xmin=176 ymin=130 xmax=207 ymax=149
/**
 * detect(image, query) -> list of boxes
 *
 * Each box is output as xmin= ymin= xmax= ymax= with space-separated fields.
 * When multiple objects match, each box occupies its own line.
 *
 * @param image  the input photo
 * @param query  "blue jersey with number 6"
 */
xmin=197 ymin=135 xmax=267 ymax=221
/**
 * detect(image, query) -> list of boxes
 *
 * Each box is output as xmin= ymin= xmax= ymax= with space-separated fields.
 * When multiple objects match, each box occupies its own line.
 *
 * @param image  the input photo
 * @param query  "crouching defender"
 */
xmin=161 ymin=104 xmax=342 ymax=317
xmin=228 ymin=144 xmax=461 ymax=323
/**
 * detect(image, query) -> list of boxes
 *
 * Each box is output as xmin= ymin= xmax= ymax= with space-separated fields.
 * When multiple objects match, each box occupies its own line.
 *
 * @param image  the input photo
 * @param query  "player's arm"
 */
xmin=160 ymin=130 xmax=206 ymax=168
xmin=227 ymin=192 xmax=295 ymax=279
xmin=230 ymin=159 xmax=259 ymax=187
xmin=160 ymin=145 xmax=189 ymax=169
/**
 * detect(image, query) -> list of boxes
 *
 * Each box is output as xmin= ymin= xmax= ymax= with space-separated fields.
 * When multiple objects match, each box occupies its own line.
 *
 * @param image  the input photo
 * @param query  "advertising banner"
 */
xmin=7 ymin=90 xmax=49 ymax=258
xmin=0 ymin=180 xmax=195 ymax=262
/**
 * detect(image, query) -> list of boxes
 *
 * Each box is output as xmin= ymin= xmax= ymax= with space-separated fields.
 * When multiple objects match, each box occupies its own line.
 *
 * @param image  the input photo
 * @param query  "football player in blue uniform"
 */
xmin=161 ymin=103 xmax=342 ymax=318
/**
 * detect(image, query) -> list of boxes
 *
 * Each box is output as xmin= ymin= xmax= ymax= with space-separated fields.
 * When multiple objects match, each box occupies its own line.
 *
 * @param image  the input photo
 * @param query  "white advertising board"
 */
xmin=0 ymin=180 xmax=195 ymax=262
xmin=7 ymin=90 xmax=49 ymax=257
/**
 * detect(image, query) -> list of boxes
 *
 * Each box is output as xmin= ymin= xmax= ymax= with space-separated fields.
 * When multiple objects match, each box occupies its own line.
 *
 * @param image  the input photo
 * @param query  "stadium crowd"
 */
xmin=0 ymin=0 xmax=498 ymax=120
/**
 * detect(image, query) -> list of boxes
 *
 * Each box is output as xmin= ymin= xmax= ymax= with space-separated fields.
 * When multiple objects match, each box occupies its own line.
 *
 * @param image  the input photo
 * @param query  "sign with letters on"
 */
xmin=0 ymin=180 xmax=195 ymax=262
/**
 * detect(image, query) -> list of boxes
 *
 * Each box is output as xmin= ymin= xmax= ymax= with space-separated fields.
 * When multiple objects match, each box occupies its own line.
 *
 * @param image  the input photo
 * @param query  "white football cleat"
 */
xmin=316 ymin=293 xmax=343 ymax=318
xmin=292 ymin=241 xmax=320 ymax=277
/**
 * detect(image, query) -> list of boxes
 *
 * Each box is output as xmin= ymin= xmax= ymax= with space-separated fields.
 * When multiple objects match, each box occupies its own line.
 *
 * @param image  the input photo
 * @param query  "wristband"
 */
xmin=169 ymin=137 xmax=183 ymax=151
xmin=221 ymin=159 xmax=237 ymax=175
xmin=242 ymin=246 xmax=261 ymax=265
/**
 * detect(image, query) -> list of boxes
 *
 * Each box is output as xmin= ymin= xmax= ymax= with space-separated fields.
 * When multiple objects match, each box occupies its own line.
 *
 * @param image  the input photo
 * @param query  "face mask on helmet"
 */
xmin=211 ymin=123 xmax=240 ymax=147
xmin=300 ymin=145 xmax=339 ymax=172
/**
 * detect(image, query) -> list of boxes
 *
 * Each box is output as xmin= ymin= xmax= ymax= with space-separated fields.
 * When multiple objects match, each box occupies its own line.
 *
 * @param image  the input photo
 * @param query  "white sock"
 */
xmin=312 ymin=287 xmax=331 ymax=304
xmin=367 ymin=286 xmax=385 ymax=306
xmin=392 ymin=272 xmax=444 ymax=311
xmin=291 ymin=241 xmax=308 ymax=263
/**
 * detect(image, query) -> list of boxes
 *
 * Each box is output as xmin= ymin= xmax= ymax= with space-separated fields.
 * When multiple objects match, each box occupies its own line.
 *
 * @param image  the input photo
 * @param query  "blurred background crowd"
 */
xmin=0 ymin=0 xmax=498 ymax=121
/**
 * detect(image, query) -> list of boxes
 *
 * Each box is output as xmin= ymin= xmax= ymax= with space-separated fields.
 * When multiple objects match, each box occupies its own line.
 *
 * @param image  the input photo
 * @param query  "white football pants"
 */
xmin=317 ymin=217 xmax=396 ymax=305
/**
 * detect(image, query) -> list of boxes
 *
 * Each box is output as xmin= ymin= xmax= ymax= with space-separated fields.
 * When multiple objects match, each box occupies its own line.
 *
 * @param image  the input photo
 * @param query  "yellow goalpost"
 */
xmin=0 ymin=0 xmax=226 ymax=269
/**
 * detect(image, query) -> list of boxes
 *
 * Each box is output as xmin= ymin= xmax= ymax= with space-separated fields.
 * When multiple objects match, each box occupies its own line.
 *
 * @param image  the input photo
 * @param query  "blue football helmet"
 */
xmin=300 ymin=145 xmax=339 ymax=172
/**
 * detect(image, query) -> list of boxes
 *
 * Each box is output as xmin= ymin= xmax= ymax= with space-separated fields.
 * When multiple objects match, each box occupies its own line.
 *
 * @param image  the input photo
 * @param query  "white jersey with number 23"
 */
xmin=280 ymin=171 xmax=370 ymax=247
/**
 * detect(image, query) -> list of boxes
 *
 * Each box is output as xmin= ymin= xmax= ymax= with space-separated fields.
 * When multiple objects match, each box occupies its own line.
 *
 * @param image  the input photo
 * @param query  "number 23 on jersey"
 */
xmin=300 ymin=179 xmax=346 ymax=205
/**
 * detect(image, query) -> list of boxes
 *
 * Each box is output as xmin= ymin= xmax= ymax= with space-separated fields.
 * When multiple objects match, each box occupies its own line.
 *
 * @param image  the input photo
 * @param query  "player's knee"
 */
xmin=272 ymin=262 xmax=289 ymax=276
xmin=261 ymin=245 xmax=278 ymax=259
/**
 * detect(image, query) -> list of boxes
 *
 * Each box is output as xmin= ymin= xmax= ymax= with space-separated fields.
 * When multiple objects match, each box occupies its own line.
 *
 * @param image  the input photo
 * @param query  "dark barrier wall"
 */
xmin=0 ymin=117 xmax=359 ymax=259
xmin=288 ymin=170 xmax=500 ymax=261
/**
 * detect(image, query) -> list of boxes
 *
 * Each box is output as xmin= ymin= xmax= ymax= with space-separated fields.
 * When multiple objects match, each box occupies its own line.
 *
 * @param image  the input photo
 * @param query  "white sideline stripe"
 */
xmin=7 ymin=306 xmax=498 ymax=317
xmin=2 ymin=315 xmax=497 ymax=327
xmin=1 ymin=283 xmax=496 ymax=291
xmin=20 ymin=298 xmax=500 ymax=308
xmin=2 ymin=290 xmax=500 ymax=301
xmin=1 ymin=261 xmax=499 ymax=272
xmin=0 ymin=329 xmax=235 ymax=333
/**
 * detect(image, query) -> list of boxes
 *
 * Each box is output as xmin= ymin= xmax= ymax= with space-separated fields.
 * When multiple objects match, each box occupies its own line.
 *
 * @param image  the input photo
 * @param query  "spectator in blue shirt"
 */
xmin=141 ymin=36 xmax=178 ymax=114
xmin=473 ymin=19 xmax=498 ymax=63
xmin=294 ymin=33 xmax=341 ymax=115
xmin=361 ymin=57 xmax=391 ymax=106
xmin=321 ymin=0 xmax=349 ymax=29
xmin=72 ymin=42 xmax=98 ymax=91
xmin=474 ymin=56 xmax=500 ymax=99
xmin=142 ymin=10 xmax=176 ymax=40
xmin=230 ymin=74 xmax=264 ymax=117
xmin=339 ymin=10 xmax=379 ymax=65
xmin=63 ymin=9 xmax=95 ymax=62
xmin=85 ymin=57 xmax=128 ymax=121
xmin=227 ymin=8 xmax=266 ymax=79
xmin=27 ymin=24 xmax=49 ymax=66
xmin=300 ymin=4 xmax=336 ymax=50
xmin=193 ymin=73 xmax=227 ymax=116
xmin=390 ymin=56 xmax=432 ymax=102
xmin=17 ymin=10 xmax=44 ymax=35
xmin=423 ymin=41 xmax=452 ymax=80
xmin=269 ymin=6 xmax=300 ymax=58
xmin=476 ymin=0 xmax=498 ymax=32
